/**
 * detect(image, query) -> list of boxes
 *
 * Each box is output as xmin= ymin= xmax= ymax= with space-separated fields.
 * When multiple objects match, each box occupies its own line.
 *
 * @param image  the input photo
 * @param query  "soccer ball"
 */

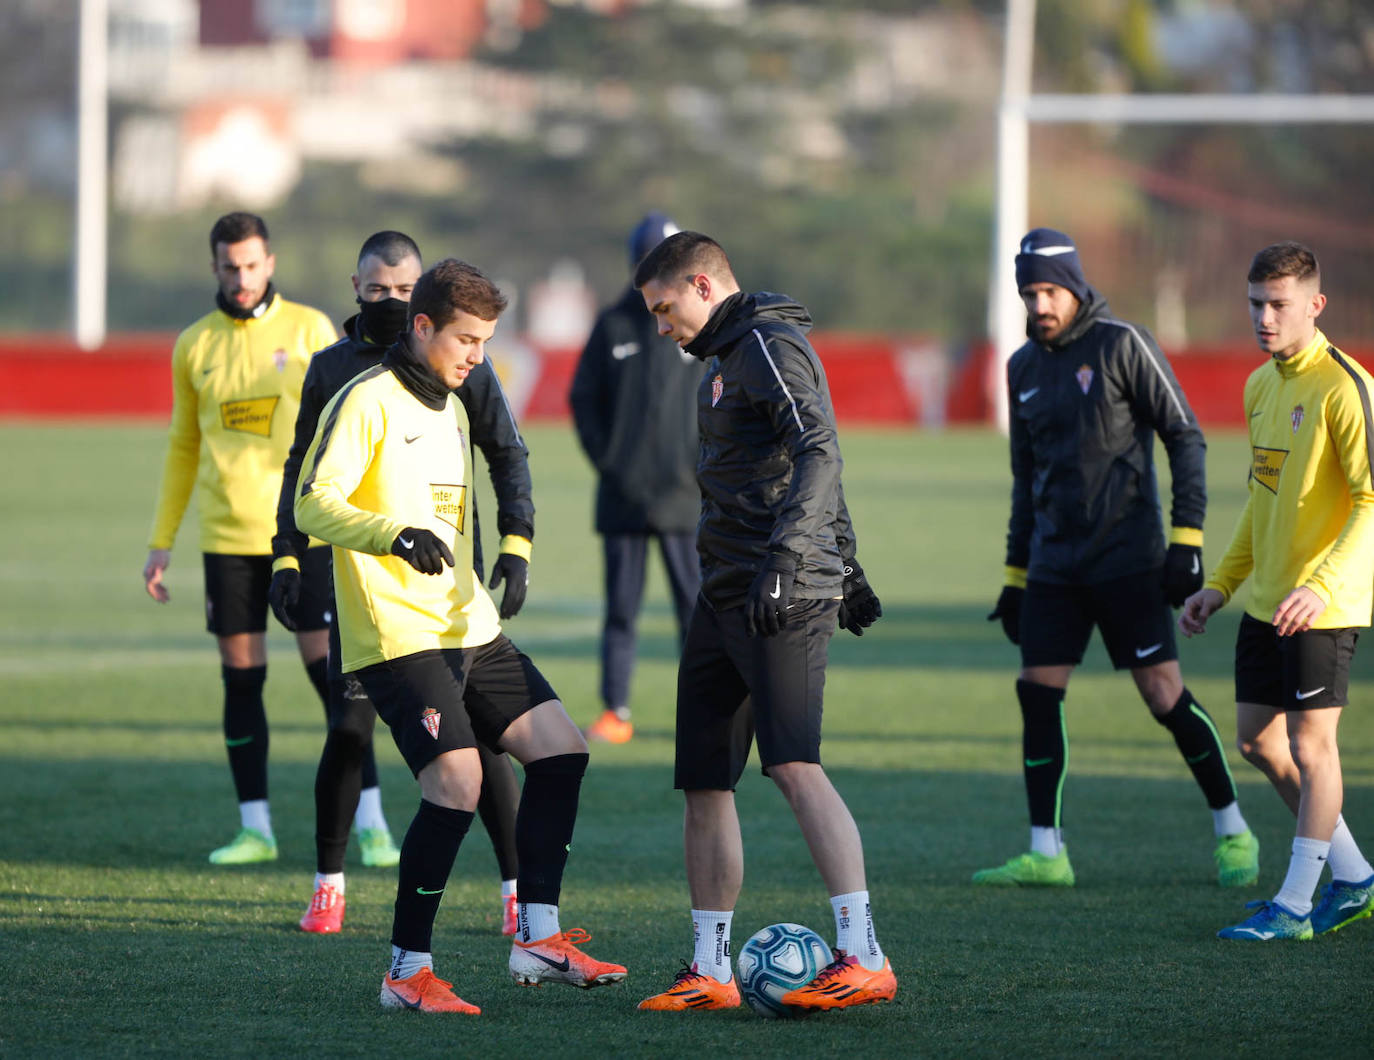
xmin=736 ymin=922 xmax=833 ymax=1018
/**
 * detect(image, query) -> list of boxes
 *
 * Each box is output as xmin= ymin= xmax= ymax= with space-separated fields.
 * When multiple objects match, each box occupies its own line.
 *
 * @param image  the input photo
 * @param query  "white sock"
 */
xmin=1030 ymin=826 xmax=1062 ymax=858
xmin=315 ymin=872 xmax=345 ymax=894
xmin=389 ymin=946 xmax=432 ymax=981
xmin=690 ymin=909 xmax=734 ymax=983
xmin=517 ymin=902 xmax=560 ymax=943
xmin=240 ymin=799 xmax=272 ymax=838
xmin=1327 ymin=816 xmax=1374 ymax=883
xmin=1211 ymin=801 xmax=1248 ymax=838
xmin=831 ymin=891 xmax=884 ymax=970
xmin=354 ymin=786 xmax=387 ymax=832
xmin=1274 ymin=837 xmax=1331 ymax=916
xmin=501 ymin=879 xmax=517 ymax=899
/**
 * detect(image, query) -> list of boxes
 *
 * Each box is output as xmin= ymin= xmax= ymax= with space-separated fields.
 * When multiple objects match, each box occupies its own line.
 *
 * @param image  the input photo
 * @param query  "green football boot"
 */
xmin=208 ymin=827 xmax=278 ymax=865
xmin=1214 ymin=829 xmax=1260 ymax=888
xmin=972 ymin=847 xmax=1075 ymax=886
xmin=358 ymin=827 xmax=401 ymax=868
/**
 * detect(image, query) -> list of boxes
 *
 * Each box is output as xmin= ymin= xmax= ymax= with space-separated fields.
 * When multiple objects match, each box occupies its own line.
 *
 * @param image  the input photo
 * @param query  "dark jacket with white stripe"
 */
xmin=274 ymin=313 xmax=532 ymax=578
xmin=683 ymin=291 xmax=855 ymax=609
xmin=1005 ymin=288 xmax=1206 ymax=585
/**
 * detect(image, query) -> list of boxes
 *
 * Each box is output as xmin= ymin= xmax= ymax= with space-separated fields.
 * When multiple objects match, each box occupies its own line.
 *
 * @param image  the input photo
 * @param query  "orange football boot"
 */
xmin=584 ymin=710 xmax=634 ymax=744
xmin=379 ymin=968 xmax=480 ymax=1014
xmin=779 ymin=951 xmax=896 ymax=1010
xmin=299 ymin=883 xmax=345 ymax=934
xmin=509 ymin=927 xmax=627 ymax=987
xmin=638 ymin=963 xmax=741 ymax=1011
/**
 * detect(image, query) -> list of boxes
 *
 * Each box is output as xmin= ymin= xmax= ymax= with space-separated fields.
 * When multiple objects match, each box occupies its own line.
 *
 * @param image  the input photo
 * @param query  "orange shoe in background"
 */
xmin=502 ymin=893 xmax=519 ymax=936
xmin=379 ymin=968 xmax=481 ymax=1013
xmin=299 ymin=883 xmax=345 ymax=934
xmin=779 ymin=951 xmax=896 ymax=1011
xmin=584 ymin=710 xmax=634 ymax=744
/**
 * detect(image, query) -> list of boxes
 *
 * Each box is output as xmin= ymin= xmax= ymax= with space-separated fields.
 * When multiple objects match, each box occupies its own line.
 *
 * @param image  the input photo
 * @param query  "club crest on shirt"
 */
xmin=431 ymin=483 xmax=467 ymax=532
xmin=1251 ymin=446 xmax=1288 ymax=495
xmin=273 ymin=348 xmax=287 ymax=372
xmin=1075 ymin=364 xmax=1093 ymax=394
xmin=420 ymin=708 xmax=441 ymax=740
xmin=711 ymin=373 xmax=724 ymax=407
xmin=1291 ymin=404 xmax=1305 ymax=433
xmin=220 ymin=396 xmax=279 ymax=436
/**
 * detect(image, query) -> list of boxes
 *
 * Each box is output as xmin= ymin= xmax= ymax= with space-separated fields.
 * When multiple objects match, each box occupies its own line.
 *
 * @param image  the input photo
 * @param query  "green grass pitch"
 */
xmin=1 ymin=421 xmax=1371 ymax=1056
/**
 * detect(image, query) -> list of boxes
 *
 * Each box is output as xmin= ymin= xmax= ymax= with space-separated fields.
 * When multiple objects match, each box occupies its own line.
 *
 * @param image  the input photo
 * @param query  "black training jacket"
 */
xmin=1004 ymin=289 xmax=1206 ymax=585
xmin=683 ymin=291 xmax=855 ymax=609
xmin=273 ymin=314 xmax=533 ymax=577
xmin=569 ymin=286 xmax=706 ymax=535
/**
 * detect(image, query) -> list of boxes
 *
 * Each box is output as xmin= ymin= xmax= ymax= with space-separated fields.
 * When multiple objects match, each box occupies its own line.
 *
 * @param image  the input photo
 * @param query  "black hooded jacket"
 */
xmin=569 ymin=286 xmax=705 ymax=534
xmin=683 ymin=291 xmax=855 ymax=609
xmin=274 ymin=313 xmax=533 ymax=577
xmin=1004 ymin=288 xmax=1206 ymax=584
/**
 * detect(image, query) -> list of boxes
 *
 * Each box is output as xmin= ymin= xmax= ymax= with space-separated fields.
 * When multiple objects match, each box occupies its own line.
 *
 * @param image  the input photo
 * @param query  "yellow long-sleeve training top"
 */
xmin=294 ymin=364 xmax=501 ymax=672
xmin=1205 ymin=329 xmax=1374 ymax=628
xmin=147 ymin=294 xmax=337 ymax=554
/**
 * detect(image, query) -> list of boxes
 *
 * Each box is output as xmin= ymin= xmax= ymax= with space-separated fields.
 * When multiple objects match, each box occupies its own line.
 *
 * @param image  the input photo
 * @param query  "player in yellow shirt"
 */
xmin=1181 ymin=241 xmax=1374 ymax=939
xmin=142 ymin=212 xmax=346 ymax=865
xmin=295 ymin=258 xmax=626 ymax=1013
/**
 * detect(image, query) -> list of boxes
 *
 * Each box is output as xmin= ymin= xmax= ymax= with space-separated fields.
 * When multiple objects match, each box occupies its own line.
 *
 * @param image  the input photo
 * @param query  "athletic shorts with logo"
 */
xmin=202 ymin=546 xmax=332 ymax=636
xmin=1235 ymin=612 xmax=1358 ymax=711
xmin=355 ymin=637 xmax=557 ymax=776
xmin=674 ymin=595 xmax=838 ymax=790
xmin=1019 ymin=567 xmax=1177 ymax=670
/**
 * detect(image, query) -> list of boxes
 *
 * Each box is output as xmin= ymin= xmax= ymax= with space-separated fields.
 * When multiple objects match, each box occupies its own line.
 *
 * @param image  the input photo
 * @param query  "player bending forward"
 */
xmin=296 ymin=259 xmax=625 ymax=1012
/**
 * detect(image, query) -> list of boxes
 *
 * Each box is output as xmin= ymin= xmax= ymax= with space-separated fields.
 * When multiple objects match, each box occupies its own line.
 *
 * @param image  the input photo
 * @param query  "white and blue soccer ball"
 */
xmin=736 ymin=922 xmax=833 ymax=1018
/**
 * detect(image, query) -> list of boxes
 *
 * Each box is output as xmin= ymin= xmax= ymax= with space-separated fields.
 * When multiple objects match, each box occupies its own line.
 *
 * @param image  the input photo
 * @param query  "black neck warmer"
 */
xmin=215 ymin=282 xmax=276 ymax=321
xmin=383 ymin=337 xmax=450 ymax=411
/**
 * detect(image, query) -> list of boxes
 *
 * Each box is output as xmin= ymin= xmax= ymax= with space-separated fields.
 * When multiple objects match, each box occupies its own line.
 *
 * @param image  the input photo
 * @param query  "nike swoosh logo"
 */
xmin=225 ymin=736 xmax=253 ymax=747
xmin=1190 ymin=555 xmax=1200 ymax=575
xmin=1295 ymin=687 xmax=1326 ymax=701
xmin=1186 ymin=751 xmax=1210 ymax=764
xmin=1024 ymin=757 xmax=1054 ymax=768
xmin=611 ymin=342 xmax=639 ymax=360
xmin=398 ymin=536 xmax=414 ymax=550
xmin=404 ymin=433 xmax=422 ymax=444
xmin=388 ymin=987 xmax=423 ymax=1010
xmin=1135 ymin=643 xmax=1163 ymax=658
xmin=768 ymin=575 xmax=781 ymax=600
xmin=1250 ymin=410 xmax=1263 ymax=418
xmin=416 ymin=886 xmax=445 ymax=896
xmin=527 ymin=951 xmax=571 ymax=972
xmin=1019 ymin=388 xmax=1039 ymax=402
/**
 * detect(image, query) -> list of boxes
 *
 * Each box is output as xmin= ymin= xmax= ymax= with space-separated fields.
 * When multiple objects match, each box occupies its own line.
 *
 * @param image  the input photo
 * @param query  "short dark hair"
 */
xmin=357 ymin=230 xmax=422 ymax=270
xmin=1248 ymin=241 xmax=1320 ymax=286
xmin=634 ymin=231 xmax=735 ymax=290
xmin=209 ymin=212 xmax=269 ymax=252
xmin=408 ymin=259 xmax=507 ymax=331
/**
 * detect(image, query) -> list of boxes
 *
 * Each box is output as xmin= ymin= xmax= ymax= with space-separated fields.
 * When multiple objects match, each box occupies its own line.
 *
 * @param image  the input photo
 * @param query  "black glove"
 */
xmin=987 ymin=585 xmax=1024 ymax=645
xmin=746 ymin=551 xmax=797 ymax=638
xmin=487 ymin=553 xmax=529 ymax=620
xmin=1161 ymin=542 xmax=1204 ymax=608
xmin=837 ymin=560 xmax=882 ymax=636
xmin=268 ymin=567 xmax=301 ymax=631
xmin=391 ymin=528 xmax=454 ymax=575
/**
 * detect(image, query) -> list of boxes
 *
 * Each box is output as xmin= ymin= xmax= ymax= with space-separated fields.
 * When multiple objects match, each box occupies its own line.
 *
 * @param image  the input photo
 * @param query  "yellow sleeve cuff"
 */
xmin=499 ymin=535 xmax=533 ymax=561
xmin=1005 ymin=565 xmax=1028 ymax=589
xmin=272 ymin=556 xmax=301 ymax=574
xmin=1169 ymin=526 xmax=1204 ymax=547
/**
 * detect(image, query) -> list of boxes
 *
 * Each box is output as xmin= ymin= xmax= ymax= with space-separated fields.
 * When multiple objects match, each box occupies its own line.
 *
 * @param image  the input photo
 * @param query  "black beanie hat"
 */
xmin=629 ymin=212 xmax=680 ymax=268
xmin=1015 ymin=228 xmax=1090 ymax=304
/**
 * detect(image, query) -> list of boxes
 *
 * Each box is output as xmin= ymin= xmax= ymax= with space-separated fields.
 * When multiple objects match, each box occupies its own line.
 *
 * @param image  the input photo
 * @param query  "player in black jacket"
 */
xmin=977 ymin=227 xmax=1258 ymax=888
xmin=570 ymin=213 xmax=705 ymax=744
xmin=633 ymin=232 xmax=892 ymax=1014
xmin=270 ymin=231 xmax=533 ymax=935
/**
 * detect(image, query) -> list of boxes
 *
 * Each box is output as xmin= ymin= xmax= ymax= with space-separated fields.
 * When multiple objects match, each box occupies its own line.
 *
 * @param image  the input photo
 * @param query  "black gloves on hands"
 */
xmin=837 ymin=560 xmax=882 ymax=636
xmin=988 ymin=585 xmax=1024 ymax=645
xmin=391 ymin=528 xmax=454 ymax=575
xmin=268 ymin=568 xmax=300 ymax=631
xmin=746 ymin=551 xmax=797 ymax=638
xmin=487 ymin=553 xmax=529 ymax=620
xmin=1161 ymin=542 xmax=1204 ymax=608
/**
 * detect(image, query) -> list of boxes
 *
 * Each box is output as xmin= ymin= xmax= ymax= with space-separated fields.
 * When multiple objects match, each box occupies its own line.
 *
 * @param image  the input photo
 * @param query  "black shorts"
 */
xmin=674 ymin=595 xmax=837 ymax=790
xmin=354 ymin=637 xmax=557 ymax=777
xmin=1234 ymin=612 xmax=1359 ymax=711
xmin=1019 ymin=568 xmax=1178 ymax=670
xmin=202 ymin=547 xmax=333 ymax=636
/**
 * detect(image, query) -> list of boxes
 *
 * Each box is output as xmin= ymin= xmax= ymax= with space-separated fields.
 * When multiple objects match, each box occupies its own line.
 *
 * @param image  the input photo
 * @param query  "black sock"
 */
xmin=1158 ymin=688 xmax=1237 ymax=810
xmin=515 ymin=753 xmax=588 ymax=906
xmin=305 ymin=656 xmax=329 ymax=708
xmin=314 ymin=728 xmax=362 ymax=874
xmin=222 ymin=664 xmax=268 ymax=803
xmin=391 ymin=800 xmax=473 ymax=953
xmin=477 ymin=745 xmax=521 ymax=881
xmin=1017 ymin=679 xmax=1067 ymax=830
